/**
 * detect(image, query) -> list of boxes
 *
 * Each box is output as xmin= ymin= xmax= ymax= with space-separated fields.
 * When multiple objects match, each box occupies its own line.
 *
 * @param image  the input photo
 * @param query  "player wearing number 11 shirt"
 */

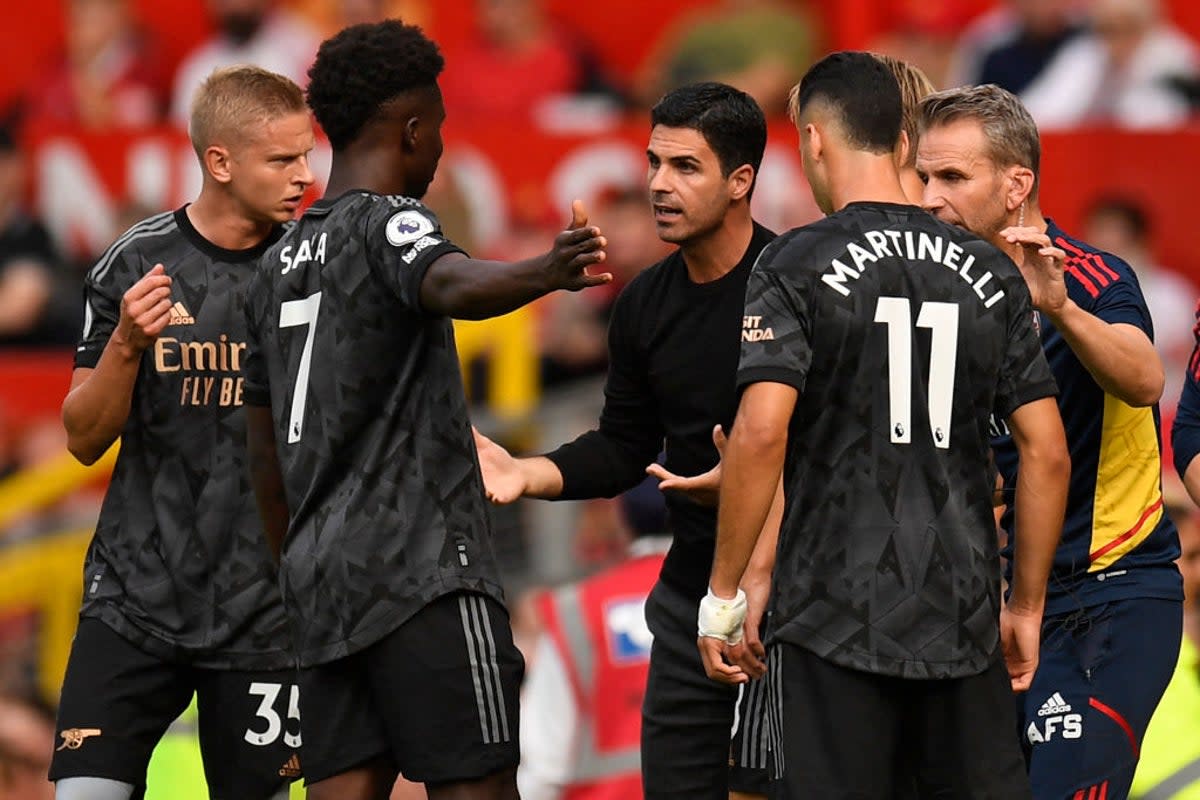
xmin=699 ymin=53 xmax=1070 ymax=798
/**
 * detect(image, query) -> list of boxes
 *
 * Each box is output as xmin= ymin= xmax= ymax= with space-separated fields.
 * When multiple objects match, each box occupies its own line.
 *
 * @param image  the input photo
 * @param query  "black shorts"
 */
xmin=49 ymin=618 xmax=299 ymax=800
xmin=770 ymin=642 xmax=1031 ymax=800
xmin=641 ymin=579 xmax=770 ymax=798
xmin=299 ymin=591 xmax=523 ymax=786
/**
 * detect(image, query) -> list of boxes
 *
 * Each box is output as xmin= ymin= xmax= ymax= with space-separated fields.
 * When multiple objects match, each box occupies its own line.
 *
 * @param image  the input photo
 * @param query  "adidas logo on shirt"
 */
xmin=1037 ymin=692 xmax=1072 ymax=716
xmin=168 ymin=302 xmax=194 ymax=326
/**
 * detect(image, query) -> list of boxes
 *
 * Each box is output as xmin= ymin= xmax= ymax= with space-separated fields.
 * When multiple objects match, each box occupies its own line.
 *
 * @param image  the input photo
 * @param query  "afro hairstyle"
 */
xmin=306 ymin=20 xmax=445 ymax=151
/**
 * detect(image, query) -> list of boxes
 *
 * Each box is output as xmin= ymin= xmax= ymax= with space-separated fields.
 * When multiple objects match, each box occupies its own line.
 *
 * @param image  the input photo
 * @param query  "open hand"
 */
xmin=473 ymin=427 xmax=527 ymax=504
xmin=645 ymin=425 xmax=727 ymax=507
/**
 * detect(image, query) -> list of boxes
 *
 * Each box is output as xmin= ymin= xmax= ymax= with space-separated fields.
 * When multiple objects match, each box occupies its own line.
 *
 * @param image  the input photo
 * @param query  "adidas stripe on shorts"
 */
xmin=297 ymin=591 xmax=524 ymax=785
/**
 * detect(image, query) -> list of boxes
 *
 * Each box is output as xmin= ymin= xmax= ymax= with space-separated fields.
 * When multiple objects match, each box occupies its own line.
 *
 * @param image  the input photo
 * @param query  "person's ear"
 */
xmin=203 ymin=145 xmax=233 ymax=184
xmin=1004 ymin=166 xmax=1035 ymax=212
xmin=403 ymin=116 xmax=420 ymax=152
xmin=895 ymin=129 xmax=912 ymax=170
xmin=728 ymin=164 xmax=754 ymax=202
xmin=804 ymin=123 xmax=823 ymax=163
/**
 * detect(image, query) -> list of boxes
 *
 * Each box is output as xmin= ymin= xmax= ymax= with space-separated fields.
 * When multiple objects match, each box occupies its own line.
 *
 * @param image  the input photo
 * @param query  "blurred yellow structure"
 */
xmin=454 ymin=310 xmax=540 ymax=420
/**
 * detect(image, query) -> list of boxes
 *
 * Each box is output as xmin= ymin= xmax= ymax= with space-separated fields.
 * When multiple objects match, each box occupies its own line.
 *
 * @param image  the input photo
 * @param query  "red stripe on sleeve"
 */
xmin=1055 ymin=236 xmax=1086 ymax=257
xmin=1072 ymin=255 xmax=1112 ymax=288
xmin=1065 ymin=265 xmax=1100 ymax=298
xmin=1089 ymin=252 xmax=1120 ymax=282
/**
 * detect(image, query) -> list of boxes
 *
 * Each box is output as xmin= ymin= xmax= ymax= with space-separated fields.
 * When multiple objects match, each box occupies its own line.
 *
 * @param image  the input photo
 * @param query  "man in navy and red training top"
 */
xmin=918 ymin=83 xmax=1183 ymax=800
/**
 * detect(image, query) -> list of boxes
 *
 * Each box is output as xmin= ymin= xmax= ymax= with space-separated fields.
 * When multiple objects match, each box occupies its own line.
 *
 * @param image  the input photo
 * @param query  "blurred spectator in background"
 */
xmin=1022 ymin=0 xmax=1199 ymax=129
xmin=1129 ymin=479 xmax=1200 ymax=799
xmin=292 ymin=0 xmax=429 ymax=36
xmin=635 ymin=0 xmax=816 ymax=115
xmin=867 ymin=0 xmax=981 ymax=91
xmin=170 ymin=0 xmax=318 ymax=125
xmin=0 ymin=693 xmax=55 ymax=800
xmin=540 ymin=185 xmax=666 ymax=388
xmin=22 ymin=0 xmax=166 ymax=131
xmin=1085 ymin=195 xmax=1197 ymax=412
xmin=518 ymin=478 xmax=668 ymax=800
xmin=0 ymin=127 xmax=74 ymax=348
xmin=948 ymin=0 xmax=1084 ymax=93
xmin=439 ymin=0 xmax=622 ymax=123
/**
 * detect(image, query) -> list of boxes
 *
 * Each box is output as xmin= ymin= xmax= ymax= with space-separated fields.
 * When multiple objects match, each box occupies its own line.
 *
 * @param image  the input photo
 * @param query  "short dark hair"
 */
xmin=650 ymin=82 xmax=767 ymax=192
xmin=306 ymin=20 xmax=445 ymax=151
xmin=790 ymin=51 xmax=902 ymax=154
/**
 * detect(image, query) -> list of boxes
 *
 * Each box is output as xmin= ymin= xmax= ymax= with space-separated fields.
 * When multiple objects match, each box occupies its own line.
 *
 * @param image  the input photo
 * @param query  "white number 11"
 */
xmin=873 ymin=297 xmax=959 ymax=449
xmin=279 ymin=291 xmax=322 ymax=444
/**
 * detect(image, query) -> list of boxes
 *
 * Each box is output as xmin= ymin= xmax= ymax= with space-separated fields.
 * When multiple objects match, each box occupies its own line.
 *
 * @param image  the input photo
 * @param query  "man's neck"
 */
xmin=325 ymin=150 xmax=407 ymax=199
xmin=680 ymin=209 xmax=754 ymax=284
xmin=187 ymin=190 xmax=273 ymax=251
xmin=829 ymin=154 xmax=911 ymax=213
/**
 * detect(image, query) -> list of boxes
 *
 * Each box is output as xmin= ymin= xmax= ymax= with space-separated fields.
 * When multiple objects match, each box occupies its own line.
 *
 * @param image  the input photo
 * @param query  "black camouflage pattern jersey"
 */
xmin=243 ymin=191 xmax=506 ymax=667
xmin=739 ymin=202 xmax=1056 ymax=679
xmin=74 ymin=207 xmax=291 ymax=669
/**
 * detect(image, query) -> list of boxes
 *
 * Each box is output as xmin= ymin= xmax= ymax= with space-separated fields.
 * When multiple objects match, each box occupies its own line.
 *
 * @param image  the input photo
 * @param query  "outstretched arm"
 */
xmin=246 ymin=404 xmax=290 ymax=562
xmin=421 ymin=201 xmax=611 ymax=320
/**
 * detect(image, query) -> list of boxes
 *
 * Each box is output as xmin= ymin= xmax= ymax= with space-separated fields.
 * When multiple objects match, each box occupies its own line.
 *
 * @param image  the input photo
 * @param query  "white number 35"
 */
xmin=244 ymin=682 xmax=302 ymax=748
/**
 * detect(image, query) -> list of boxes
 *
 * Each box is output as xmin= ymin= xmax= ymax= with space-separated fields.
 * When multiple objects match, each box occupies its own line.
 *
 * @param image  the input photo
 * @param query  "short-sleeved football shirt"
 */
xmin=75 ymin=207 xmax=291 ymax=669
xmin=244 ymin=191 xmax=507 ymax=667
xmin=739 ymin=202 xmax=1056 ymax=679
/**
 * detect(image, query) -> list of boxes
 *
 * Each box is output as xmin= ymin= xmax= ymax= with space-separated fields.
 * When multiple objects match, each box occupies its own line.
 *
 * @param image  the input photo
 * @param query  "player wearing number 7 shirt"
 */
xmin=51 ymin=66 xmax=314 ymax=800
xmin=697 ymin=52 xmax=1070 ymax=798
xmin=242 ymin=20 xmax=609 ymax=800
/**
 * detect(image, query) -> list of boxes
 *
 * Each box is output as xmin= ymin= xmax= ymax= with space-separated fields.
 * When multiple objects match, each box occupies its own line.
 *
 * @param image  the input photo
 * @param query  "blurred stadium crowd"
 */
xmin=4 ymin=0 xmax=1200 ymax=798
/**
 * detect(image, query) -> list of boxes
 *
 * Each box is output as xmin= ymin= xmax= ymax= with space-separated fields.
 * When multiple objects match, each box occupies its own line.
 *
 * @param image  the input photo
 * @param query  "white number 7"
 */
xmin=874 ymin=297 xmax=959 ymax=449
xmin=279 ymin=292 xmax=322 ymax=444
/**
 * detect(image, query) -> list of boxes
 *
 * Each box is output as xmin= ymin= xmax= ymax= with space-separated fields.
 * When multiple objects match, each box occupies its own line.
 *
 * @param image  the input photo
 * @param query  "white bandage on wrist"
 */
xmin=697 ymin=587 xmax=747 ymax=644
